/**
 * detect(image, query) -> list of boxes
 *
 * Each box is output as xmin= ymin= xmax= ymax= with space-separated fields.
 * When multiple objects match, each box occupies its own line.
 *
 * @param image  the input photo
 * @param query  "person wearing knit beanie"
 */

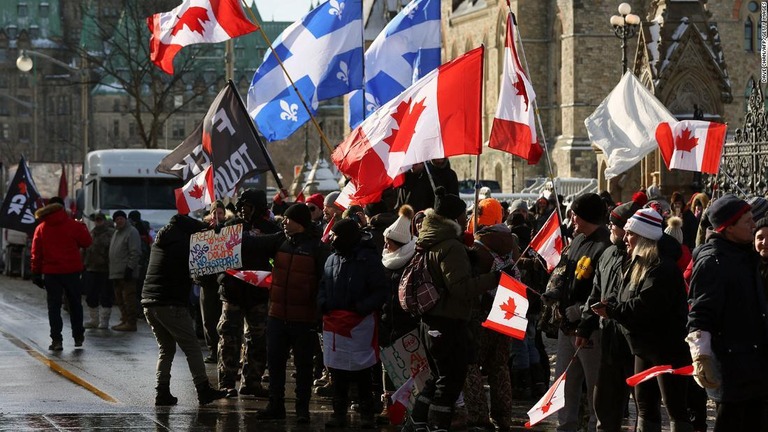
xmin=664 ymin=216 xmax=684 ymax=245
xmin=305 ymin=193 xmax=325 ymax=223
xmin=747 ymin=196 xmax=768 ymax=222
xmin=624 ymin=208 xmax=664 ymax=241
xmin=434 ymin=186 xmax=467 ymax=221
xmin=112 ymin=210 xmax=127 ymax=221
xmin=384 ymin=205 xmax=414 ymax=245
xmin=610 ymin=198 xmax=644 ymax=229
xmin=468 ymin=198 xmax=503 ymax=233
xmin=571 ymin=192 xmax=606 ymax=225
xmin=708 ymin=194 xmax=751 ymax=233
xmin=329 ymin=218 xmax=362 ymax=255
xmin=284 ymin=203 xmax=314 ymax=230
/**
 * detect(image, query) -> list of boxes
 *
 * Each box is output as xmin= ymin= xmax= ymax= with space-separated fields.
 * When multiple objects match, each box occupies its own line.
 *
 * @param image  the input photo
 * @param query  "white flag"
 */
xmin=525 ymin=370 xmax=567 ymax=427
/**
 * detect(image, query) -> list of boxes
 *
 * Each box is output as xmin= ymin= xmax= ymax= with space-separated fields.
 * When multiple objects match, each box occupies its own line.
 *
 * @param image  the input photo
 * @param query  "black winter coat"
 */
xmin=688 ymin=234 xmax=768 ymax=403
xmin=608 ymin=234 xmax=689 ymax=361
xmin=141 ymin=214 xmax=208 ymax=307
xmin=318 ymin=239 xmax=388 ymax=316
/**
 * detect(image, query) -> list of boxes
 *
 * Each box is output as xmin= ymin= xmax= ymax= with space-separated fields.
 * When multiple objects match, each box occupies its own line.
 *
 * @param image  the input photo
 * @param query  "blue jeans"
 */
xmin=45 ymin=273 xmax=84 ymax=342
xmin=144 ymin=305 xmax=208 ymax=387
xmin=509 ymin=317 xmax=540 ymax=369
xmin=266 ymin=317 xmax=317 ymax=407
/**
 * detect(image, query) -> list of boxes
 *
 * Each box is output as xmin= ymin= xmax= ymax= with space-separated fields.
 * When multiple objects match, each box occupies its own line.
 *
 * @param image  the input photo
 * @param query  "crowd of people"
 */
xmin=24 ymin=158 xmax=768 ymax=431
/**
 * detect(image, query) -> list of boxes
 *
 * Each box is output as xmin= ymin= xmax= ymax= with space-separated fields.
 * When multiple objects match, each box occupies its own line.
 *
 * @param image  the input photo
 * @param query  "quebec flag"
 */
xmin=247 ymin=0 xmax=363 ymax=141
xmin=347 ymin=0 xmax=440 ymax=128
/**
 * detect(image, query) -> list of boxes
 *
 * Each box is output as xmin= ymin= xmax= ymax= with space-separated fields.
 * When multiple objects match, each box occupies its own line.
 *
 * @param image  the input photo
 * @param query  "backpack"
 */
xmin=398 ymin=246 xmax=440 ymax=316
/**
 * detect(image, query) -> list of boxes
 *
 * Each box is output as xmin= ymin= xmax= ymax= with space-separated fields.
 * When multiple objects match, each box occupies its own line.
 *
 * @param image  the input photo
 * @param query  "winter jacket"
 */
xmin=688 ymin=233 xmax=768 ymax=402
xmin=108 ymin=223 xmax=141 ymax=279
xmin=547 ymin=225 xmax=611 ymax=334
xmin=395 ymin=161 xmax=459 ymax=213
xmin=84 ymin=223 xmax=115 ymax=272
xmin=583 ymin=242 xmax=631 ymax=364
xmin=218 ymin=216 xmax=280 ymax=307
xmin=247 ymin=226 xmax=330 ymax=323
xmin=416 ymin=209 xmax=497 ymax=322
xmin=380 ymin=241 xmax=419 ymax=346
xmin=318 ymin=237 xmax=388 ymax=315
xmin=141 ymin=215 xmax=208 ymax=307
xmin=608 ymin=234 xmax=689 ymax=360
xmin=31 ymin=203 xmax=92 ymax=275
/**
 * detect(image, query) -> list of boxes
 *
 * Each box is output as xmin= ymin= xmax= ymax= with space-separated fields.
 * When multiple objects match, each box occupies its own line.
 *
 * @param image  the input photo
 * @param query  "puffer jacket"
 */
xmin=108 ymin=223 xmax=141 ymax=279
xmin=688 ymin=233 xmax=768 ymax=402
xmin=84 ymin=223 xmax=115 ymax=272
xmin=416 ymin=209 xmax=497 ymax=322
xmin=318 ymin=236 xmax=388 ymax=315
xmin=141 ymin=214 xmax=209 ymax=307
xmin=608 ymin=234 xmax=689 ymax=359
xmin=31 ymin=203 xmax=92 ymax=275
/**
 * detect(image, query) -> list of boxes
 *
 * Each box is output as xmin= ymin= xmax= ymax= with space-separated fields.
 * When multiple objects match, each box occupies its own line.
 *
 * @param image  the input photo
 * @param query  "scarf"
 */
xmin=382 ymin=240 xmax=416 ymax=270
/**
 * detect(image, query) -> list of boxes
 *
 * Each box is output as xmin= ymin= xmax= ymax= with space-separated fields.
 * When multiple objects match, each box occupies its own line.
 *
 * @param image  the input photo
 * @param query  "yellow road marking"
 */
xmin=0 ymin=327 xmax=118 ymax=403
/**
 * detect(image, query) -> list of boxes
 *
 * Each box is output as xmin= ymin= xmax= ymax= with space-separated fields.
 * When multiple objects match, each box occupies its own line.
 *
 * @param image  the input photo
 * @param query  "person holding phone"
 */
xmin=593 ymin=208 xmax=692 ymax=431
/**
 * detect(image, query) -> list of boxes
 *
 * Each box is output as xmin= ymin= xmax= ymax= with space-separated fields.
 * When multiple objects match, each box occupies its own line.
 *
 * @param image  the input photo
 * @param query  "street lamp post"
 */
xmin=16 ymin=49 xmax=90 ymax=162
xmin=610 ymin=3 xmax=641 ymax=76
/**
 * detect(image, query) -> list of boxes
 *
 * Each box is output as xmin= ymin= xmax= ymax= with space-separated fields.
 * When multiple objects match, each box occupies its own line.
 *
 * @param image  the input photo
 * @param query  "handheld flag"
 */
xmin=332 ymin=47 xmax=484 ymax=204
xmin=175 ymin=165 xmax=214 ymax=213
xmin=148 ymin=0 xmax=258 ymax=75
xmin=0 ymin=157 xmax=43 ymax=234
xmin=247 ymin=0 xmax=363 ymax=141
xmin=656 ymin=120 xmax=727 ymax=174
xmin=525 ymin=370 xmax=566 ymax=428
xmin=225 ymin=269 xmax=272 ymax=288
xmin=482 ymin=272 xmax=529 ymax=340
xmin=489 ymin=14 xmax=542 ymax=164
xmin=529 ymin=211 xmax=563 ymax=272
xmin=347 ymin=0 xmax=440 ymax=128
xmin=585 ymin=71 xmax=676 ymax=179
xmin=626 ymin=364 xmax=693 ymax=387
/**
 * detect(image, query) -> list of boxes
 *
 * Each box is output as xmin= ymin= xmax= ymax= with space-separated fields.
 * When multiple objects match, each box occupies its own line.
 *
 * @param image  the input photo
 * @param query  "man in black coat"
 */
xmin=688 ymin=194 xmax=768 ymax=431
xmin=395 ymin=158 xmax=459 ymax=213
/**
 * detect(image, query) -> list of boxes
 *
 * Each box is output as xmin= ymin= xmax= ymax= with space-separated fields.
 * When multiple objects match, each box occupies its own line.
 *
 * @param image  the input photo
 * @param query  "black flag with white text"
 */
xmin=0 ymin=157 xmax=42 ymax=234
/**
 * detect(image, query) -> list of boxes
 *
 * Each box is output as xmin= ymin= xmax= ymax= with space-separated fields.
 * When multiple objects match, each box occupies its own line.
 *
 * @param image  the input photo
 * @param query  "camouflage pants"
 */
xmin=216 ymin=301 xmax=268 ymax=389
xmin=463 ymin=327 xmax=513 ymax=428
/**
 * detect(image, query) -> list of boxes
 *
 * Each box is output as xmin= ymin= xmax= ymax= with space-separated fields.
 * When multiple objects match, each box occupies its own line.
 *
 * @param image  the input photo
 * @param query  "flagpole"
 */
xmin=227 ymin=79 xmax=286 ymax=190
xmin=472 ymin=43 xmax=486 ymax=232
xmin=359 ymin=0 xmax=367 ymax=123
xmin=509 ymin=12 xmax=565 ymax=225
xmin=241 ymin=2 xmax=336 ymax=156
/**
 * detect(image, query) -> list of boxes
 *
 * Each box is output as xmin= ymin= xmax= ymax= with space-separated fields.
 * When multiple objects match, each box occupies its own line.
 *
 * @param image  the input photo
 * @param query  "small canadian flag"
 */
xmin=626 ymin=364 xmax=693 ymax=387
xmin=225 ymin=269 xmax=272 ymax=288
xmin=175 ymin=165 xmax=214 ymax=214
xmin=525 ymin=370 xmax=567 ymax=428
xmin=655 ymin=120 xmax=727 ymax=174
xmin=482 ymin=272 xmax=529 ymax=340
xmin=529 ymin=211 xmax=564 ymax=272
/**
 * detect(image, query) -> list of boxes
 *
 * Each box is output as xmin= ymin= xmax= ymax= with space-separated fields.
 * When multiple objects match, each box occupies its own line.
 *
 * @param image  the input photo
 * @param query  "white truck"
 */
xmin=77 ymin=149 xmax=183 ymax=231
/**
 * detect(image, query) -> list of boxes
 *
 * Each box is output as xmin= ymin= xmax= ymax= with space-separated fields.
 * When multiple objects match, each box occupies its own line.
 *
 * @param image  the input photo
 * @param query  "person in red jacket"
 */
xmin=31 ymin=197 xmax=92 ymax=351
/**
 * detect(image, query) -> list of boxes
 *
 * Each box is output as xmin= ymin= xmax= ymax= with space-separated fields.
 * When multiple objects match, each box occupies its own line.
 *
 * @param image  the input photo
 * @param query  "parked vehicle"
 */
xmin=458 ymin=179 xmax=502 ymax=195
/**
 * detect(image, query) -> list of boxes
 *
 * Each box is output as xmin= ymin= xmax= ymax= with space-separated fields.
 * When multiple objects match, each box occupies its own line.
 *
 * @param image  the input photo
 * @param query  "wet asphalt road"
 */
xmin=0 ymin=274 xmax=712 ymax=431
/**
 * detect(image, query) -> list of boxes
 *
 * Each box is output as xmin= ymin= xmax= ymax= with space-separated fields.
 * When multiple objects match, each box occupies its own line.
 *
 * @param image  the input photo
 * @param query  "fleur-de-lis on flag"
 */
xmin=337 ymin=61 xmax=350 ymax=85
xmin=365 ymin=93 xmax=380 ymax=114
xmin=329 ymin=0 xmax=344 ymax=19
xmin=279 ymin=100 xmax=299 ymax=122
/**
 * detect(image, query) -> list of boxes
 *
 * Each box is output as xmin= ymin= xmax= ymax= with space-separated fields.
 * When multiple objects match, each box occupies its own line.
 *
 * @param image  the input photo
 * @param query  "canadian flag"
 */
xmin=655 ymin=120 xmax=727 ymax=174
xmin=482 ymin=272 xmax=529 ymax=340
xmin=148 ymin=0 xmax=259 ymax=75
xmin=525 ymin=370 xmax=566 ymax=428
xmin=626 ymin=364 xmax=693 ymax=387
xmin=175 ymin=165 xmax=214 ymax=214
xmin=332 ymin=47 xmax=484 ymax=204
xmin=488 ymin=14 xmax=542 ymax=165
xmin=529 ymin=211 xmax=564 ymax=272
xmin=224 ymin=269 xmax=272 ymax=288
xmin=322 ymin=311 xmax=379 ymax=371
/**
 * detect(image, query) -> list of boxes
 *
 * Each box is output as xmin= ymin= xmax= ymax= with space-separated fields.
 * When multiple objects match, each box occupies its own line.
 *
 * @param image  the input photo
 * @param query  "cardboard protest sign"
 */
xmin=189 ymin=224 xmax=242 ymax=278
xmin=380 ymin=329 xmax=432 ymax=408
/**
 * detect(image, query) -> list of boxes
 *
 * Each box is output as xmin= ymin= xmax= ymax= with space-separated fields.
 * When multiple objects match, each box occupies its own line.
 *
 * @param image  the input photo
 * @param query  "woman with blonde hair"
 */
xmin=593 ymin=208 xmax=693 ymax=432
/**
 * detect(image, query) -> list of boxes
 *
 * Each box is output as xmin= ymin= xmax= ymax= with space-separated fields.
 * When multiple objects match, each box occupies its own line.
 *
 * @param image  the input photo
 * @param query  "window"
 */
xmin=17 ymin=4 xmax=28 ymax=18
xmin=129 ymin=122 xmax=136 ymax=138
xmin=18 ymin=96 xmax=31 ymax=116
xmin=749 ymin=1 xmax=760 ymax=12
xmin=0 ymin=123 xmax=9 ymax=140
xmin=99 ymin=177 xmax=183 ymax=210
xmin=18 ymin=75 xmax=29 ymax=88
xmin=112 ymin=99 xmax=121 ymax=112
xmin=29 ymin=25 xmax=38 ymax=39
xmin=746 ymin=17 xmax=754 ymax=51
xmin=57 ymin=95 xmax=68 ymax=115
xmin=0 ymin=75 xmax=7 ymax=89
xmin=18 ymin=123 xmax=30 ymax=141
xmin=172 ymin=121 xmax=185 ymax=139
xmin=6 ymin=25 xmax=17 ymax=39
xmin=39 ymin=3 xmax=49 ymax=18
xmin=0 ymin=100 xmax=8 ymax=116
xmin=112 ymin=120 xmax=120 ymax=138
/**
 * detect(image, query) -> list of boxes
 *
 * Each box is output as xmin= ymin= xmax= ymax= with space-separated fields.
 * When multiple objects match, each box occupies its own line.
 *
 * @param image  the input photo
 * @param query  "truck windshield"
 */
xmin=99 ymin=177 xmax=182 ymax=210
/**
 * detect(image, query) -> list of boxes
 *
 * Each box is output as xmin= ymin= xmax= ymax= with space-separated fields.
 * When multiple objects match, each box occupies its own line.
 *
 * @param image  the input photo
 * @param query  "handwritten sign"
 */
xmin=189 ymin=224 xmax=243 ymax=278
xmin=380 ymin=330 xmax=431 ymax=401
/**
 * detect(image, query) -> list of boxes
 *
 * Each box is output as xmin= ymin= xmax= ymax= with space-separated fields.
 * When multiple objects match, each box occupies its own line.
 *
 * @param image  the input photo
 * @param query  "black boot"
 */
xmin=257 ymin=398 xmax=286 ymax=420
xmin=296 ymin=398 xmax=310 ymax=424
xmin=155 ymin=384 xmax=178 ymax=406
xmin=196 ymin=381 xmax=227 ymax=405
xmin=427 ymin=405 xmax=453 ymax=432
xmin=325 ymin=392 xmax=348 ymax=427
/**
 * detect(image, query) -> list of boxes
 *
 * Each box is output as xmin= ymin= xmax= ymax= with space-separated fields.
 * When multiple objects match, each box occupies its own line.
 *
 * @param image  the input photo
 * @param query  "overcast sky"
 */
xmin=254 ymin=0 xmax=313 ymax=22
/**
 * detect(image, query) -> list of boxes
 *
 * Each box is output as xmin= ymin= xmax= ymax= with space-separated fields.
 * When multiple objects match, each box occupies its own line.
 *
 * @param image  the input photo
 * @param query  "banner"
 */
xmin=380 ymin=329 xmax=432 ymax=405
xmin=0 ymin=157 xmax=43 ymax=234
xmin=188 ymin=224 xmax=242 ymax=277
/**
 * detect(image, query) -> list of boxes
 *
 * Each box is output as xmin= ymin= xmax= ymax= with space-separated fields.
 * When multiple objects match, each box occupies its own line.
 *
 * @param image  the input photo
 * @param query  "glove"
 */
xmin=691 ymin=355 xmax=721 ymax=389
xmin=565 ymin=303 xmax=583 ymax=322
xmin=32 ymin=274 xmax=44 ymax=289
xmin=124 ymin=267 xmax=134 ymax=281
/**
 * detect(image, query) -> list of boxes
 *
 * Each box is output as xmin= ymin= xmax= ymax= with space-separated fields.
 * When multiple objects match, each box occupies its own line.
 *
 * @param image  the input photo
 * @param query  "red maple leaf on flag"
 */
xmin=188 ymin=183 xmax=205 ymax=199
xmin=513 ymin=72 xmax=529 ymax=108
xmin=500 ymin=297 xmax=517 ymax=320
xmin=383 ymin=98 xmax=427 ymax=154
xmin=674 ymin=127 xmax=698 ymax=157
xmin=541 ymin=402 xmax=551 ymax=413
xmin=18 ymin=182 xmax=27 ymax=195
xmin=171 ymin=7 xmax=210 ymax=36
xmin=243 ymin=272 xmax=262 ymax=286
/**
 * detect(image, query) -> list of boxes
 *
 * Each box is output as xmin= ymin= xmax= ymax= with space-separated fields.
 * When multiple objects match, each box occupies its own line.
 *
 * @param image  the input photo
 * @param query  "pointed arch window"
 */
xmin=746 ymin=17 xmax=754 ymax=52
